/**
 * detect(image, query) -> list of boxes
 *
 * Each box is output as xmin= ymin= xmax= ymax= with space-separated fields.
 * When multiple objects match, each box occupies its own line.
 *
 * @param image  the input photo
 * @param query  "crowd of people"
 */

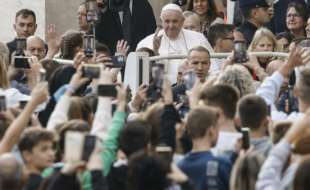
xmin=0 ymin=0 xmax=310 ymax=189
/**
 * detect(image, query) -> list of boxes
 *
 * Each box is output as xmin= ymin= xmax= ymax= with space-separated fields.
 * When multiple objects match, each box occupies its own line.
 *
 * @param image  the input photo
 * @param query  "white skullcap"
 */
xmin=161 ymin=3 xmax=182 ymax=15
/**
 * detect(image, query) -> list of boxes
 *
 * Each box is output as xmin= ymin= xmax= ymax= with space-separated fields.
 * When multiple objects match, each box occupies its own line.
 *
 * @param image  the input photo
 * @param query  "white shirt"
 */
xmin=136 ymin=29 xmax=213 ymax=83
xmin=256 ymin=70 xmax=304 ymax=121
xmin=0 ymin=88 xmax=30 ymax=108
xmin=212 ymin=131 xmax=242 ymax=156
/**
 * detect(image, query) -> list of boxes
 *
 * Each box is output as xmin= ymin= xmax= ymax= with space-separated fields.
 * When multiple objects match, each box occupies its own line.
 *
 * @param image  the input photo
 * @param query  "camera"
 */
xmin=81 ymin=64 xmax=101 ymax=79
xmin=172 ymin=0 xmax=187 ymax=6
xmin=84 ymin=35 xmax=95 ymax=57
xmin=14 ymin=38 xmax=30 ymax=69
xmin=233 ymin=40 xmax=248 ymax=63
xmin=97 ymin=84 xmax=118 ymax=97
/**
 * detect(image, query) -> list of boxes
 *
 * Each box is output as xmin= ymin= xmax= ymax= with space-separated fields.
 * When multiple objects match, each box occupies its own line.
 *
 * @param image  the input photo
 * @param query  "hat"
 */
xmin=239 ymin=0 xmax=270 ymax=10
xmin=161 ymin=3 xmax=182 ymax=14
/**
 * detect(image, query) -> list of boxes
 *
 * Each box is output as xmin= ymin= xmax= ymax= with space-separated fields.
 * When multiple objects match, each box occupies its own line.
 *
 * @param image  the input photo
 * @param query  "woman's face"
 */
xmin=286 ymin=7 xmax=305 ymax=31
xmin=193 ymin=0 xmax=208 ymax=16
xmin=254 ymin=36 xmax=274 ymax=52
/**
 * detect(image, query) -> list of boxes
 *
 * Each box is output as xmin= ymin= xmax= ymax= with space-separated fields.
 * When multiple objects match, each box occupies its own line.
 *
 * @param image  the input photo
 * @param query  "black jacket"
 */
xmin=95 ymin=0 xmax=156 ymax=54
xmin=46 ymin=170 xmax=108 ymax=190
xmin=238 ymin=20 xmax=258 ymax=47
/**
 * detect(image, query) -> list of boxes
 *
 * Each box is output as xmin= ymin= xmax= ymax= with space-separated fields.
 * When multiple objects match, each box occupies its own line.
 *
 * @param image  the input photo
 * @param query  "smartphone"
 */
xmin=0 ymin=96 xmax=6 ymax=112
xmin=15 ymin=37 xmax=27 ymax=56
xmin=84 ymin=35 xmax=95 ymax=57
xmin=82 ymin=135 xmax=97 ymax=162
xmin=81 ymin=64 xmax=101 ymax=79
xmin=14 ymin=56 xmax=31 ymax=69
xmin=156 ymin=145 xmax=173 ymax=164
xmin=65 ymin=131 xmax=84 ymax=163
xmin=151 ymin=63 xmax=164 ymax=89
xmin=97 ymin=84 xmax=117 ymax=97
xmin=39 ymin=69 xmax=47 ymax=82
xmin=234 ymin=41 xmax=248 ymax=63
xmin=183 ymin=70 xmax=197 ymax=90
xmin=241 ymin=128 xmax=250 ymax=150
xmin=110 ymin=55 xmax=126 ymax=68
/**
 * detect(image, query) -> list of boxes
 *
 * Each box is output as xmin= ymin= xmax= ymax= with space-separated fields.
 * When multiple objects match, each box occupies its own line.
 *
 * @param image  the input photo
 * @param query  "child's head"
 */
xmin=187 ymin=106 xmax=220 ymax=146
xmin=237 ymin=95 xmax=269 ymax=130
xmin=18 ymin=128 xmax=56 ymax=172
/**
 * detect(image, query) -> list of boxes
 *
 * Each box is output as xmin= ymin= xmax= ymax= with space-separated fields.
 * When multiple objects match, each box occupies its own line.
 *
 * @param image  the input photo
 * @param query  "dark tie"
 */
xmin=122 ymin=4 xmax=132 ymax=45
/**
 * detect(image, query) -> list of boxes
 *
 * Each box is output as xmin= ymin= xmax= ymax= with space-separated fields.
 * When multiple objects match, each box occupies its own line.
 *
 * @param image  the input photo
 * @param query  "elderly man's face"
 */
xmin=161 ymin=10 xmax=184 ymax=39
xmin=27 ymin=37 xmax=46 ymax=60
xmin=188 ymin=50 xmax=210 ymax=82
xmin=14 ymin=15 xmax=37 ymax=38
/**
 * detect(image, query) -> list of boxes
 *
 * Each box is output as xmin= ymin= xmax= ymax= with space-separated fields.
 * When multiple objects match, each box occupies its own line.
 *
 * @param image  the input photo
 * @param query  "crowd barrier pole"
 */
xmin=149 ymin=52 xmax=289 ymax=61
xmin=52 ymin=52 xmax=289 ymax=95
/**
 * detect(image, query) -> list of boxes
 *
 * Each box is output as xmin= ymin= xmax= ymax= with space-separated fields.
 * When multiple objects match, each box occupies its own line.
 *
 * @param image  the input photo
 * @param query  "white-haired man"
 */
xmin=136 ymin=3 xmax=213 ymax=83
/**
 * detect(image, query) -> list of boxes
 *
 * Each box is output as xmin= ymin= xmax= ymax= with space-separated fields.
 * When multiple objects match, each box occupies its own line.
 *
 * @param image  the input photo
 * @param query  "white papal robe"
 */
xmin=136 ymin=29 xmax=214 ymax=83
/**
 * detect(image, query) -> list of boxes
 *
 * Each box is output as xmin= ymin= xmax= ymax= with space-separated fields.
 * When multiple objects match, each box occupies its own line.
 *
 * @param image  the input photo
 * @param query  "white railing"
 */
xmin=53 ymin=52 xmax=289 ymax=65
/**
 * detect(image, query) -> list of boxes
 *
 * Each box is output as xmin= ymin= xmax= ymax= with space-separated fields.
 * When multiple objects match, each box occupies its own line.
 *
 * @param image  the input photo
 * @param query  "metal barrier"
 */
xmin=52 ymin=52 xmax=289 ymax=94
xmin=53 ymin=52 xmax=289 ymax=64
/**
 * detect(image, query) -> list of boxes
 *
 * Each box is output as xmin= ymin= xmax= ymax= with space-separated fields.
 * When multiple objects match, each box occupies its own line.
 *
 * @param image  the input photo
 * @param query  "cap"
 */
xmin=161 ymin=3 xmax=182 ymax=14
xmin=239 ymin=0 xmax=270 ymax=10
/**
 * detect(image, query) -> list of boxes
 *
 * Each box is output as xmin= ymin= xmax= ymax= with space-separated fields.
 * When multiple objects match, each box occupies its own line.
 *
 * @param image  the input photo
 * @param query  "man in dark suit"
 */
xmin=7 ymin=9 xmax=37 ymax=57
xmin=95 ymin=0 xmax=156 ymax=54
xmin=238 ymin=0 xmax=272 ymax=46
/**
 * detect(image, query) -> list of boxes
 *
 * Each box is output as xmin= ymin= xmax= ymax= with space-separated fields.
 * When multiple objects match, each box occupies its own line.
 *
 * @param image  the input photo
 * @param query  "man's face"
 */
xmin=27 ymin=37 xmax=46 ymax=60
xmin=161 ymin=10 xmax=184 ymax=39
xmin=255 ymin=7 xmax=271 ymax=24
xmin=188 ymin=50 xmax=210 ymax=82
xmin=24 ymin=141 xmax=55 ymax=171
xmin=78 ymin=4 xmax=89 ymax=32
xmin=14 ymin=15 xmax=37 ymax=38
xmin=218 ymin=32 xmax=234 ymax=52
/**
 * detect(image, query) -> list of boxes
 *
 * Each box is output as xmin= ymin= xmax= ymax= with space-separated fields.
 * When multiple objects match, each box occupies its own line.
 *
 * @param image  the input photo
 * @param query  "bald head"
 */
xmin=160 ymin=4 xmax=184 ymax=39
xmin=0 ymin=154 xmax=25 ymax=190
xmin=26 ymin=35 xmax=46 ymax=60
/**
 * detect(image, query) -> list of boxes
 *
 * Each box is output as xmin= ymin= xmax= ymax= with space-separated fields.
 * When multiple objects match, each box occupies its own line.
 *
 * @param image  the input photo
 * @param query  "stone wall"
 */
xmin=0 ymin=0 xmax=169 ymax=43
xmin=0 ymin=0 xmax=45 ymax=43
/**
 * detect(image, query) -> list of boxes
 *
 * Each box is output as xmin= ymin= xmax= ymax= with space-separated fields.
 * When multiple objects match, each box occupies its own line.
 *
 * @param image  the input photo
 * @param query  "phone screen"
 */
xmin=82 ymin=64 xmax=100 ymax=79
xmin=16 ymin=38 xmax=26 ymax=56
xmin=65 ymin=131 xmax=84 ymax=163
xmin=234 ymin=41 xmax=248 ymax=63
xmin=110 ymin=55 xmax=125 ymax=68
xmin=82 ymin=135 xmax=96 ymax=161
xmin=14 ymin=56 xmax=30 ymax=69
xmin=97 ymin=84 xmax=117 ymax=97
xmin=156 ymin=146 xmax=173 ymax=164
xmin=241 ymin=128 xmax=250 ymax=150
